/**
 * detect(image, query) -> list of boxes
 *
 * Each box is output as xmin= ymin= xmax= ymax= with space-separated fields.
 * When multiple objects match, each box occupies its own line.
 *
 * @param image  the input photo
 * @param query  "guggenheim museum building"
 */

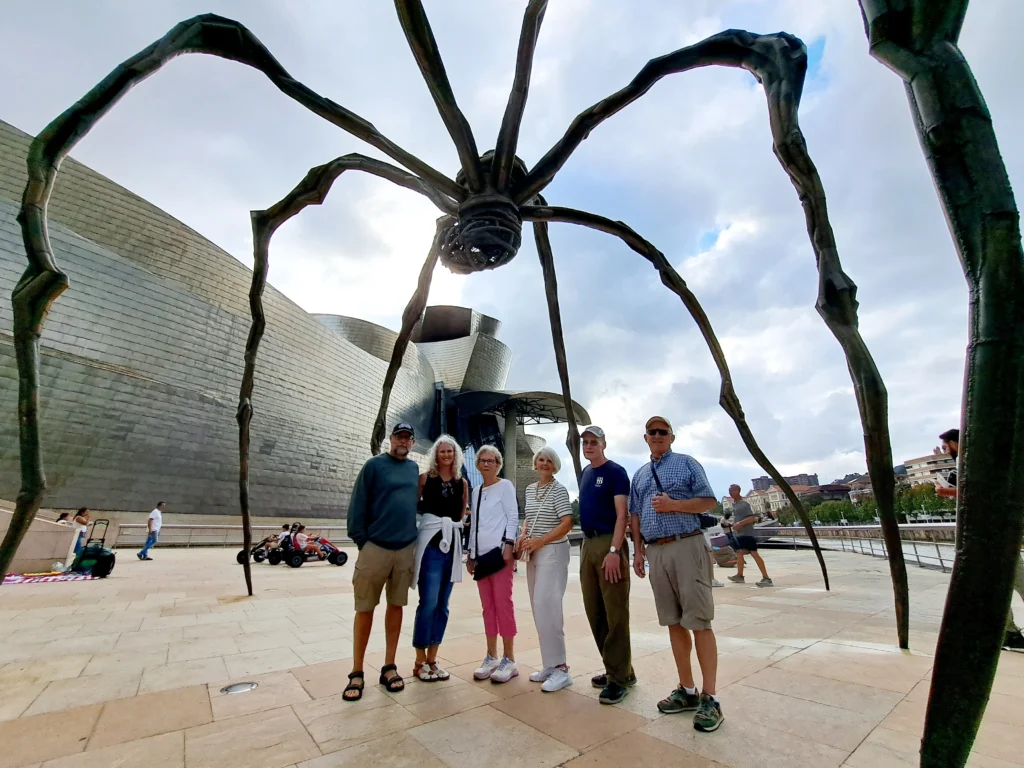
xmin=0 ymin=119 xmax=588 ymax=519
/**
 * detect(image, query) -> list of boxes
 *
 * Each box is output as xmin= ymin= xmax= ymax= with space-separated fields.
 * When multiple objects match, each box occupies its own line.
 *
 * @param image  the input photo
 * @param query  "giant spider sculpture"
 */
xmin=9 ymin=2 xmax=1022 ymax=762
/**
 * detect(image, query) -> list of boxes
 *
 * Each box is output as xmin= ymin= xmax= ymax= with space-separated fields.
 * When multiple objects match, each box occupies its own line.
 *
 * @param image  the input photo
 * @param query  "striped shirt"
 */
xmin=523 ymin=480 xmax=573 ymax=543
xmin=629 ymin=450 xmax=715 ymax=542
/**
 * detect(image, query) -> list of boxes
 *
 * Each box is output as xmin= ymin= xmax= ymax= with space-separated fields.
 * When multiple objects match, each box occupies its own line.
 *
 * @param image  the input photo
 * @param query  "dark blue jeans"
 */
xmin=413 ymin=545 xmax=455 ymax=650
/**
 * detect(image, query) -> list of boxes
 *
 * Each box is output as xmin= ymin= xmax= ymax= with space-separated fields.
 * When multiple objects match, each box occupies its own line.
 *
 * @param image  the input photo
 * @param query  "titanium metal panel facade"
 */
xmin=0 ymin=120 xmax=483 ymax=518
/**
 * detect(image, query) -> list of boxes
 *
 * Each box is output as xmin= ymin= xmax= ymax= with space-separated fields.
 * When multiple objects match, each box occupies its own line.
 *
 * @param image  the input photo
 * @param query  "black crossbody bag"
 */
xmin=472 ymin=484 xmax=507 ymax=581
xmin=649 ymin=461 xmax=718 ymax=530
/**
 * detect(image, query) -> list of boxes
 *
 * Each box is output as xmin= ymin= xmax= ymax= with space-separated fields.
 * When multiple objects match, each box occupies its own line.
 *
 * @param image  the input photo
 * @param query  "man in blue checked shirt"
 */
xmin=629 ymin=416 xmax=723 ymax=732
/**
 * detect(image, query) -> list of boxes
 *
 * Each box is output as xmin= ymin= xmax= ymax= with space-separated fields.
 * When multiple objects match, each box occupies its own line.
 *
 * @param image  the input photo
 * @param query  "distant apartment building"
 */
xmin=762 ymin=485 xmax=814 ymax=512
xmin=751 ymin=473 xmax=819 ymax=491
xmin=903 ymin=449 xmax=956 ymax=487
xmin=797 ymin=484 xmax=852 ymax=505
xmin=845 ymin=474 xmax=875 ymax=504
xmin=744 ymin=489 xmax=768 ymax=515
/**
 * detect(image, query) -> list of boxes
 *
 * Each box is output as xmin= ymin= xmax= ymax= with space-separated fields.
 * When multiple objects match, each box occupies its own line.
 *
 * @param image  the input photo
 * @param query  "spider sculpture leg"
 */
xmin=523 ymin=205 xmax=831 ymax=591
xmin=860 ymin=2 xmax=1024 ymax=764
xmin=492 ymin=0 xmax=548 ymax=190
xmin=240 ymin=157 xmax=454 ymax=595
xmin=369 ymin=224 xmax=450 ymax=456
xmin=394 ymin=0 xmax=484 ymax=192
xmin=3 ymin=12 xmax=461 ymax=579
xmin=515 ymin=28 xmax=911 ymax=638
xmin=533 ymin=211 xmax=583 ymax=483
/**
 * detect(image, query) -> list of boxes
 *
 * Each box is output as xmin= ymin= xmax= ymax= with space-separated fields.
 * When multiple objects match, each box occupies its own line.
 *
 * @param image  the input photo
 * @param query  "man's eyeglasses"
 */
xmin=647 ymin=428 xmax=670 ymax=437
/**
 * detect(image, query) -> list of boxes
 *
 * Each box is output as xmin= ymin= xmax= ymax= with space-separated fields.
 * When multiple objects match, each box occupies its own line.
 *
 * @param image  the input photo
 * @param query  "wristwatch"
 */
xmin=609 ymin=545 xmax=618 ymax=554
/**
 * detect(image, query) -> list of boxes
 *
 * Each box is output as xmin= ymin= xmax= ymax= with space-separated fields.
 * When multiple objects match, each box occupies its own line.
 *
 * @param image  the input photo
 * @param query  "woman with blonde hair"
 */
xmin=411 ymin=435 xmax=468 ymax=681
xmin=517 ymin=446 xmax=574 ymax=691
xmin=468 ymin=444 xmax=520 ymax=683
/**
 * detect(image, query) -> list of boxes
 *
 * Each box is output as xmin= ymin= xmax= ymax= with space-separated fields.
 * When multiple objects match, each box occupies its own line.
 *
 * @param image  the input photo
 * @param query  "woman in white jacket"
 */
xmin=468 ymin=444 xmax=520 ymax=683
xmin=411 ymin=436 xmax=467 ymax=682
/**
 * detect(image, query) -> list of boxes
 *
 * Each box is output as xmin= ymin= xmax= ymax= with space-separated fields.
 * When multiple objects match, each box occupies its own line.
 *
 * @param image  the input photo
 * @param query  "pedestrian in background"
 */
xmin=137 ymin=503 xmax=162 ymax=561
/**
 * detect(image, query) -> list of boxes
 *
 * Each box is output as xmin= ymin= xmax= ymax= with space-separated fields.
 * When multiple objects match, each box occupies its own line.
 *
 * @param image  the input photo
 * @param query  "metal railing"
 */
xmin=759 ymin=524 xmax=958 ymax=572
xmin=114 ymin=524 xmax=353 ymax=549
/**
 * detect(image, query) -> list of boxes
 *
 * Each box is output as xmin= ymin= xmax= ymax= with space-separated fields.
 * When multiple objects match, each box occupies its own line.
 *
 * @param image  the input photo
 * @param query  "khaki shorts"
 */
xmin=646 ymin=533 xmax=715 ymax=630
xmin=352 ymin=541 xmax=416 ymax=612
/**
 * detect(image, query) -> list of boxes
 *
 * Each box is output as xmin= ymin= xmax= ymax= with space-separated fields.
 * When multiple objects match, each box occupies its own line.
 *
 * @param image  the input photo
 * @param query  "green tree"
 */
xmin=571 ymin=498 xmax=580 ymax=526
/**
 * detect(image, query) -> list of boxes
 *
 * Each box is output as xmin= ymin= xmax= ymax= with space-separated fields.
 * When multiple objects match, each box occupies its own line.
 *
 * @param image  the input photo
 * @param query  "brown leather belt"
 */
xmin=645 ymin=530 xmax=702 ymax=546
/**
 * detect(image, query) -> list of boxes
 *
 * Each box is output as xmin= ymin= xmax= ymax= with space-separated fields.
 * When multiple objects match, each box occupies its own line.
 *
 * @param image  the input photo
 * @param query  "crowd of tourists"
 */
xmin=341 ymin=416 xmax=746 ymax=733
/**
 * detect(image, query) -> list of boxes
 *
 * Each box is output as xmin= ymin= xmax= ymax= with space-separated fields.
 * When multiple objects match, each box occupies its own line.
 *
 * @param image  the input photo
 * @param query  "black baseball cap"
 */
xmin=391 ymin=422 xmax=415 ymax=438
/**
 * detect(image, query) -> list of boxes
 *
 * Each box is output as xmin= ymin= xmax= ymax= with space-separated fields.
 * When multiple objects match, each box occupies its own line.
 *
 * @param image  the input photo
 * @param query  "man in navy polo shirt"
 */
xmin=578 ymin=425 xmax=634 ymax=704
xmin=629 ymin=416 xmax=723 ymax=732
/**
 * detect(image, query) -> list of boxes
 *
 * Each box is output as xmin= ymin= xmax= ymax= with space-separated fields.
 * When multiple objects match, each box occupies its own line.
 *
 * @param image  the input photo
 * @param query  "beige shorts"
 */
xmin=352 ymin=541 xmax=416 ymax=612
xmin=646 ymin=533 xmax=715 ymax=630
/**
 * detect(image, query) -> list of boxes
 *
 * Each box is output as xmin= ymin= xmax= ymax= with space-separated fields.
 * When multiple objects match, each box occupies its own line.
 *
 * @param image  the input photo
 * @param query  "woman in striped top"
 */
xmin=516 ymin=446 xmax=574 ymax=692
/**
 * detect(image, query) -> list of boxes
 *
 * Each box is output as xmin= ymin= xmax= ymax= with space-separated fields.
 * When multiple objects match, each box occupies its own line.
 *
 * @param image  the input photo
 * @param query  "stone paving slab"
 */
xmin=1 ymin=547 xmax=1022 ymax=767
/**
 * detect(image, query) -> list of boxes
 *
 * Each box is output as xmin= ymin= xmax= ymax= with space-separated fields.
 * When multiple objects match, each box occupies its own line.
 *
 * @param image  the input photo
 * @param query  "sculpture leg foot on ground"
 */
xmin=859 ymin=2 xmax=1024 ymax=765
xmin=523 ymin=205 xmax=831 ymax=590
xmin=533 ymin=208 xmax=583 ymax=483
xmin=370 ymin=225 xmax=447 ymax=455
xmin=239 ymin=160 xmax=454 ymax=594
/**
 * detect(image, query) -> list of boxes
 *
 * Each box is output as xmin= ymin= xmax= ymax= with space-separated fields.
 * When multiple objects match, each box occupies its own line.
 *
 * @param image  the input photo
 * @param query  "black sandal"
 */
xmin=379 ymin=664 xmax=405 ymax=692
xmin=343 ymin=671 xmax=364 ymax=702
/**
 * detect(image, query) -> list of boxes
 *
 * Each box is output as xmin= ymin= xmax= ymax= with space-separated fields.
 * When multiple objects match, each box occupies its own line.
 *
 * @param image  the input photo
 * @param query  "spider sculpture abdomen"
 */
xmin=439 ymin=150 xmax=530 ymax=274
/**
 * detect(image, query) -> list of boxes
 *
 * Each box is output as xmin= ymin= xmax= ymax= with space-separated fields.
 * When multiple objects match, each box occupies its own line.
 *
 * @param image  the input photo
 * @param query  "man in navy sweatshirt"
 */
xmin=343 ymin=423 xmax=420 ymax=701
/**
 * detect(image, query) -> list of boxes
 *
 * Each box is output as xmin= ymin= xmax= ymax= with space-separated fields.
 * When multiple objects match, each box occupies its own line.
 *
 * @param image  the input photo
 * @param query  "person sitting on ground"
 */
xmin=72 ymin=508 xmax=90 ymax=555
xmin=726 ymin=484 xmax=773 ymax=587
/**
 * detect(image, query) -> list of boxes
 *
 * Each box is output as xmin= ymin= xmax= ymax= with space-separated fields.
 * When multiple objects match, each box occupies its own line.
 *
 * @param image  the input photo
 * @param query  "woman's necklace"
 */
xmin=535 ymin=479 xmax=553 ymax=504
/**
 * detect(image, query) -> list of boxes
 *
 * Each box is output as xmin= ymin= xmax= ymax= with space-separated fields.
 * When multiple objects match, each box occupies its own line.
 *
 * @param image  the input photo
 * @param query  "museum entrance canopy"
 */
xmin=445 ymin=390 xmax=591 ymax=487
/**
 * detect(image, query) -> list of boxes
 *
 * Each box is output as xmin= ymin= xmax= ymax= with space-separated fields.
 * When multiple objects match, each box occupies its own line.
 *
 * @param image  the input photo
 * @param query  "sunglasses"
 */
xmin=646 ymin=428 xmax=671 ymax=437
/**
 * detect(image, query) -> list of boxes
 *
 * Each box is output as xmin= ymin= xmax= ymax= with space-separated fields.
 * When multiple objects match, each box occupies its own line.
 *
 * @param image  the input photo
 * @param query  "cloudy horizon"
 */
xmin=2 ymin=1 xmax=1020 ymax=500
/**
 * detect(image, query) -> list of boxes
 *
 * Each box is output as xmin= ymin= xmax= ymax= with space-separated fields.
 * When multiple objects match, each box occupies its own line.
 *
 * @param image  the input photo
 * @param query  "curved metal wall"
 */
xmin=0 ymin=120 xmax=438 ymax=518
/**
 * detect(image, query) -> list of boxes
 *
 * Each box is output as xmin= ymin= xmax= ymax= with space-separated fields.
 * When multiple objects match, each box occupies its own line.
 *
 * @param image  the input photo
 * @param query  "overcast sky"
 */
xmin=2 ymin=1 xmax=1021 ymax=499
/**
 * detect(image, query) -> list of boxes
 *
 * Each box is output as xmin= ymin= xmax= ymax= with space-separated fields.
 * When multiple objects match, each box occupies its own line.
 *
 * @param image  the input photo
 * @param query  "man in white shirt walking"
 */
xmin=138 ymin=501 xmax=165 ymax=561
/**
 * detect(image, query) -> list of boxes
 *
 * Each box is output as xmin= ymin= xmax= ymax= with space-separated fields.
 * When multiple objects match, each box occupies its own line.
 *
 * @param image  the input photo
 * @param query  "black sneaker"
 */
xmin=599 ymin=681 xmax=628 ymax=704
xmin=1005 ymin=627 xmax=1024 ymax=651
xmin=591 ymin=672 xmax=637 ymax=689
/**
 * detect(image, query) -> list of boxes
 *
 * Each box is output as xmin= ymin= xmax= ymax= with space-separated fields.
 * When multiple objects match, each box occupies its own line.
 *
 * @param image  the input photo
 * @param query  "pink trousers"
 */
xmin=476 ymin=561 xmax=517 ymax=637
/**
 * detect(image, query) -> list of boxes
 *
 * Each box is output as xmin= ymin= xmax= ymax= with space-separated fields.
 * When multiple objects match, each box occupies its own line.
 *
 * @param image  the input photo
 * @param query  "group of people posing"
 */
xmin=342 ymin=416 xmax=727 ymax=733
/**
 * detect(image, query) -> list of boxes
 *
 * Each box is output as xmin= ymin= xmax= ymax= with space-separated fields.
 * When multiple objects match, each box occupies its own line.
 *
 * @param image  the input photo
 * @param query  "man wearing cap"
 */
xmin=629 ymin=416 xmax=723 ymax=732
xmin=578 ymin=425 xmax=635 ymax=704
xmin=343 ymin=423 xmax=420 ymax=702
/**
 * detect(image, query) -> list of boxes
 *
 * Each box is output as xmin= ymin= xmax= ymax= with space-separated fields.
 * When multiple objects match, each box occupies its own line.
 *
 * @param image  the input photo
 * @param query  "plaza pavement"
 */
xmin=1 ymin=546 xmax=1022 ymax=768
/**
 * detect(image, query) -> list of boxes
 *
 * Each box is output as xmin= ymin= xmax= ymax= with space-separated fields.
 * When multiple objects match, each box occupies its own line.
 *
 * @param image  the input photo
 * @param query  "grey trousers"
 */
xmin=527 ymin=540 xmax=570 ymax=669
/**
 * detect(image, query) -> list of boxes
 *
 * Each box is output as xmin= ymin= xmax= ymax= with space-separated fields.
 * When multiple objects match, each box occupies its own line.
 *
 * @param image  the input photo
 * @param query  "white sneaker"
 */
xmin=489 ymin=657 xmax=519 ymax=684
xmin=473 ymin=654 xmax=500 ymax=680
xmin=529 ymin=666 xmax=556 ymax=683
xmin=541 ymin=667 xmax=573 ymax=692
xmin=711 ymin=579 xmax=724 ymax=588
